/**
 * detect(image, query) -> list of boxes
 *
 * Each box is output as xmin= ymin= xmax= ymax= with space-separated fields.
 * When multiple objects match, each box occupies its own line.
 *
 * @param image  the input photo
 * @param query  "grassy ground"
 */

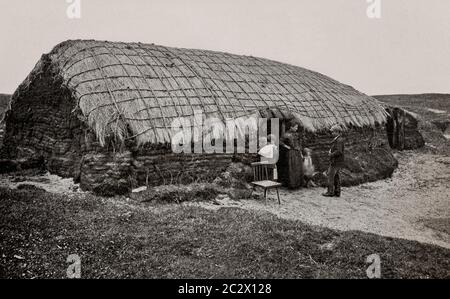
xmin=0 ymin=186 xmax=448 ymax=279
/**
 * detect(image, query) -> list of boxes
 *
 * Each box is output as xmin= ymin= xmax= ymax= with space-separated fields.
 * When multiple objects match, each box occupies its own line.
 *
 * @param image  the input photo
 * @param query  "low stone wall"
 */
xmin=303 ymin=126 xmax=398 ymax=186
xmin=403 ymin=112 xmax=425 ymax=150
xmin=304 ymin=126 xmax=387 ymax=171
xmin=79 ymin=151 xmax=133 ymax=196
xmin=132 ymin=150 xmax=233 ymax=186
xmin=78 ymin=142 xmax=259 ymax=195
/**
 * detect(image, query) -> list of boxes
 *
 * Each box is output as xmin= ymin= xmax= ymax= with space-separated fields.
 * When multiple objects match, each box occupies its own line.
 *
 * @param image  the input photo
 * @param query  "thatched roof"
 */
xmin=14 ymin=39 xmax=387 ymax=145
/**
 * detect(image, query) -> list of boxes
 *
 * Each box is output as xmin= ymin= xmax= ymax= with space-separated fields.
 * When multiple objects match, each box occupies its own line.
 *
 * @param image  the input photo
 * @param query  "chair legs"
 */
xmin=252 ymin=187 xmax=281 ymax=205
xmin=249 ymin=186 xmax=254 ymax=199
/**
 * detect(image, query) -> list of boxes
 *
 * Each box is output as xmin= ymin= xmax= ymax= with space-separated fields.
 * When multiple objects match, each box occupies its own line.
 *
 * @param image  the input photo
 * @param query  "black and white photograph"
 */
xmin=0 ymin=0 xmax=449 ymax=284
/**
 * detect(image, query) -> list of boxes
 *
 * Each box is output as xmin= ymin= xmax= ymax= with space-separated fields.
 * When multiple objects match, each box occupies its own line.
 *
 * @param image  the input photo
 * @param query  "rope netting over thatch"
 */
xmin=15 ymin=39 xmax=387 ymax=145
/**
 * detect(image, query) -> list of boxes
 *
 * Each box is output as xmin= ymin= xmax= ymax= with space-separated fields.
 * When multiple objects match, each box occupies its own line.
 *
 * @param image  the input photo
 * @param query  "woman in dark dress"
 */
xmin=280 ymin=123 xmax=304 ymax=189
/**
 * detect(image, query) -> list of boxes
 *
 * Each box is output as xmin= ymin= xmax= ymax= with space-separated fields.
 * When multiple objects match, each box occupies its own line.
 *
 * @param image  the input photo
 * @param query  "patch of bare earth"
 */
xmin=0 ymin=171 xmax=81 ymax=194
xmin=193 ymin=151 xmax=450 ymax=249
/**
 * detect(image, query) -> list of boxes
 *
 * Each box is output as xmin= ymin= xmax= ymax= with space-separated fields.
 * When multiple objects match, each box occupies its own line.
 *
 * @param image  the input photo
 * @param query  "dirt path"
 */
xmin=194 ymin=151 xmax=450 ymax=249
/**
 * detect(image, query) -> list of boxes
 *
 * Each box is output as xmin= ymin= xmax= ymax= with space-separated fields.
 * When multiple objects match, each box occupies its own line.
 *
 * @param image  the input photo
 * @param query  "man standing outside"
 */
xmin=322 ymin=125 xmax=345 ymax=197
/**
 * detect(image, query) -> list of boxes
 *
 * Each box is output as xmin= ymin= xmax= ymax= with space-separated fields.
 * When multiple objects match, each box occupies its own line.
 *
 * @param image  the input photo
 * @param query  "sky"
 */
xmin=0 ymin=0 xmax=449 ymax=95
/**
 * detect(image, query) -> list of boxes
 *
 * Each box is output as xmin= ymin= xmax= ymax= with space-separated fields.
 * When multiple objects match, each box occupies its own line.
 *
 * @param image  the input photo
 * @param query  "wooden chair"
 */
xmin=250 ymin=162 xmax=282 ymax=204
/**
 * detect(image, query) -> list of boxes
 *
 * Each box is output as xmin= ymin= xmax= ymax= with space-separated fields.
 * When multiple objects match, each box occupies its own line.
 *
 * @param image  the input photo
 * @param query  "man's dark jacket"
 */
xmin=330 ymin=135 xmax=345 ymax=167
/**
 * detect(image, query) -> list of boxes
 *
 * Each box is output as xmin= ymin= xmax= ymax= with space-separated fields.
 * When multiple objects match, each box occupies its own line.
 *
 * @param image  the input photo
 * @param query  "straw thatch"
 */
xmin=14 ymin=39 xmax=387 ymax=146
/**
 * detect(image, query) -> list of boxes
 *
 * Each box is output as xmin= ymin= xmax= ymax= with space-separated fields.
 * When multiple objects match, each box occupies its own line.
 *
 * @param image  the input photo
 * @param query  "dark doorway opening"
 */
xmin=386 ymin=107 xmax=405 ymax=150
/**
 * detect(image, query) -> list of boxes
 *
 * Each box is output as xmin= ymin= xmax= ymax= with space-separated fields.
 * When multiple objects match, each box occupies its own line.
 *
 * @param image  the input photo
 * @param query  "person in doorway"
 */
xmin=322 ymin=125 xmax=345 ymax=197
xmin=280 ymin=123 xmax=303 ymax=189
xmin=386 ymin=107 xmax=395 ymax=148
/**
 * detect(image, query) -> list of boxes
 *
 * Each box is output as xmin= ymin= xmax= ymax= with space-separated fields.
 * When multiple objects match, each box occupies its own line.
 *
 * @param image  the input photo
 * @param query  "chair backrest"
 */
xmin=251 ymin=162 xmax=275 ymax=181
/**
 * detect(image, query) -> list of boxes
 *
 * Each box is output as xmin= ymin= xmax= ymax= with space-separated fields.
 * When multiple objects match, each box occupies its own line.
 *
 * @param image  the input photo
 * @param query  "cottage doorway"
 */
xmin=386 ymin=108 xmax=405 ymax=150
